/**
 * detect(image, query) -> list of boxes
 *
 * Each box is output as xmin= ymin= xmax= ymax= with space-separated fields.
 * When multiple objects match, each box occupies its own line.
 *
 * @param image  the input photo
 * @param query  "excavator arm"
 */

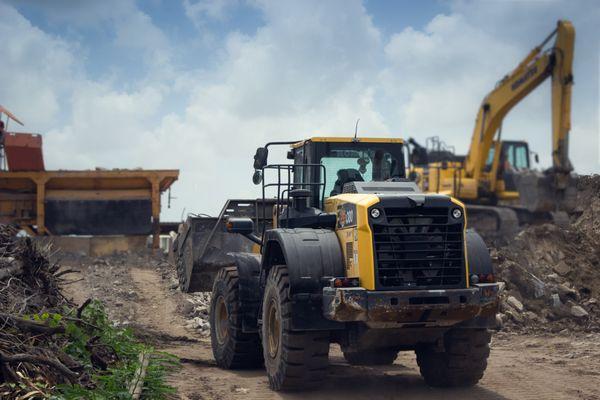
xmin=464 ymin=20 xmax=575 ymax=187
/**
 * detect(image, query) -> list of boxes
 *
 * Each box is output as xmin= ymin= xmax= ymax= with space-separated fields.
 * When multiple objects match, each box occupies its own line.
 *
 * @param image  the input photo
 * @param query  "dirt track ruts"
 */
xmin=62 ymin=259 xmax=600 ymax=400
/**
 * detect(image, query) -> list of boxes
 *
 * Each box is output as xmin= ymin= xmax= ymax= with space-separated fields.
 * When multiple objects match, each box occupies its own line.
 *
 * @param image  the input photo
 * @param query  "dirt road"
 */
xmin=61 ymin=257 xmax=600 ymax=400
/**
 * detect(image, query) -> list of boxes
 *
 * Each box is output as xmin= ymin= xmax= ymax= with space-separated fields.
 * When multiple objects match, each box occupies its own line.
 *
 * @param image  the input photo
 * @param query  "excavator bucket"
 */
xmin=515 ymin=170 xmax=577 ymax=214
xmin=174 ymin=199 xmax=275 ymax=292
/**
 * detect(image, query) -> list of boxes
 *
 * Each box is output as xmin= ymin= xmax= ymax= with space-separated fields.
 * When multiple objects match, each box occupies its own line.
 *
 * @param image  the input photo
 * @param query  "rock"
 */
xmin=583 ymin=298 xmax=597 ymax=306
xmin=180 ymin=302 xmax=194 ymax=316
xmin=553 ymin=261 xmax=571 ymax=276
xmin=557 ymin=283 xmax=579 ymax=302
xmin=495 ymin=313 xmax=505 ymax=329
xmin=506 ymin=296 xmax=524 ymax=312
xmin=570 ymin=305 xmax=589 ymax=318
xmin=505 ymin=309 xmax=524 ymax=323
xmin=546 ymin=273 xmax=560 ymax=282
xmin=551 ymin=293 xmax=562 ymax=308
xmin=523 ymin=311 xmax=539 ymax=321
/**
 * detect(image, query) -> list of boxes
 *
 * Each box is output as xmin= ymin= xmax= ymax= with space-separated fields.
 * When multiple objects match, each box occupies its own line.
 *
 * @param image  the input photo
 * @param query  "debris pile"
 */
xmin=0 ymin=225 xmax=78 ymax=395
xmin=0 ymin=225 xmax=176 ymax=398
xmin=495 ymin=175 xmax=600 ymax=332
xmin=181 ymin=292 xmax=211 ymax=334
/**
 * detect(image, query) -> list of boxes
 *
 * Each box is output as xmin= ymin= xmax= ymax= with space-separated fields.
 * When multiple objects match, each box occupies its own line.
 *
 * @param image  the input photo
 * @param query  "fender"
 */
xmin=227 ymin=252 xmax=262 ymax=332
xmin=261 ymin=228 xmax=345 ymax=331
xmin=261 ymin=228 xmax=344 ymax=294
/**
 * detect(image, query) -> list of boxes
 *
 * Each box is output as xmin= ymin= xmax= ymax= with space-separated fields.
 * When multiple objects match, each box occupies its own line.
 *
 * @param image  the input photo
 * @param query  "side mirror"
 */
xmin=226 ymin=217 xmax=254 ymax=235
xmin=252 ymin=170 xmax=263 ymax=185
xmin=535 ymin=154 xmax=539 ymax=164
xmin=253 ymin=147 xmax=268 ymax=169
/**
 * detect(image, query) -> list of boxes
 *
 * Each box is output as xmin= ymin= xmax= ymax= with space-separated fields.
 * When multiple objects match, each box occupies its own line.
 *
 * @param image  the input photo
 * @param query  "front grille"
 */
xmin=372 ymin=207 xmax=465 ymax=289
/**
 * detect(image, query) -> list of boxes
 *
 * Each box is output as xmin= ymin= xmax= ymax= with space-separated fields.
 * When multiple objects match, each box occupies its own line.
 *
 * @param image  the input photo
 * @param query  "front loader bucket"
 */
xmin=175 ymin=199 xmax=274 ymax=292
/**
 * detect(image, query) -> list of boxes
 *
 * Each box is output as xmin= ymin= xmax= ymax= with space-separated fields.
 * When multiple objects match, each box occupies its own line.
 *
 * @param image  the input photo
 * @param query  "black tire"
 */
xmin=416 ymin=329 xmax=491 ymax=387
xmin=343 ymin=349 xmax=398 ymax=366
xmin=262 ymin=265 xmax=330 ymax=391
xmin=210 ymin=266 xmax=263 ymax=369
xmin=176 ymin=237 xmax=193 ymax=292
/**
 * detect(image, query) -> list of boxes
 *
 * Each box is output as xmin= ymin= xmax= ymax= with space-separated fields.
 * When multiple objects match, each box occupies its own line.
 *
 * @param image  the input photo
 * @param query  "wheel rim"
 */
xmin=214 ymin=295 xmax=228 ymax=345
xmin=266 ymin=298 xmax=281 ymax=359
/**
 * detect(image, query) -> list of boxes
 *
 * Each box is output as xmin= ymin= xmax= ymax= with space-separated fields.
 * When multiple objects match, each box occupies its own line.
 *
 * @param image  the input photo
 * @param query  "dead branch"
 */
xmin=128 ymin=352 xmax=149 ymax=400
xmin=77 ymin=299 xmax=92 ymax=319
xmin=0 ymin=313 xmax=65 ymax=335
xmin=0 ymin=351 xmax=79 ymax=383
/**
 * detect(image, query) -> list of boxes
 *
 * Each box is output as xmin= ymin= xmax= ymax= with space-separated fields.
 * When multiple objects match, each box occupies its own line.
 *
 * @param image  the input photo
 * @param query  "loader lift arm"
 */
xmin=464 ymin=20 xmax=575 ymax=191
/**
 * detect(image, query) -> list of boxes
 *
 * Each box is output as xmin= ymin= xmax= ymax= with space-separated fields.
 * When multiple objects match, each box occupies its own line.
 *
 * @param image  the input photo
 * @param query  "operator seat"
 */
xmin=330 ymin=168 xmax=364 ymax=196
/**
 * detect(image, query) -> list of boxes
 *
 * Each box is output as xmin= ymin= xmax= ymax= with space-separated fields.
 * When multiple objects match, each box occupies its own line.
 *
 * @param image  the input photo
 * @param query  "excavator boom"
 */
xmin=410 ymin=20 xmax=577 ymax=237
xmin=464 ymin=20 xmax=575 ymax=184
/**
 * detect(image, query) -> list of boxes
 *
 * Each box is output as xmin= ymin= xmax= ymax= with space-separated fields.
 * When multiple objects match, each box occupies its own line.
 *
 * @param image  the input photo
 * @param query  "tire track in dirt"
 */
xmin=119 ymin=266 xmax=600 ymax=400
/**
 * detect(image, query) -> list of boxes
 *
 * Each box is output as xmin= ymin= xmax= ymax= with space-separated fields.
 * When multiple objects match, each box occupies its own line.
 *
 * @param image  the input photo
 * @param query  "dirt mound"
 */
xmin=495 ymin=175 xmax=600 ymax=333
xmin=573 ymin=174 xmax=600 ymax=238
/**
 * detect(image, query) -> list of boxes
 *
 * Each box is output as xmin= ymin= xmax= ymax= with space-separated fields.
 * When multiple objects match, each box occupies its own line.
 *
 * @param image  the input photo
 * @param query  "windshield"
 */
xmin=317 ymin=143 xmax=405 ymax=197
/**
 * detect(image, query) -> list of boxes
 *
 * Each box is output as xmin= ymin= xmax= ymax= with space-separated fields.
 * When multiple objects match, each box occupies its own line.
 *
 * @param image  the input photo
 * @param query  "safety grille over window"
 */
xmin=372 ymin=207 xmax=465 ymax=289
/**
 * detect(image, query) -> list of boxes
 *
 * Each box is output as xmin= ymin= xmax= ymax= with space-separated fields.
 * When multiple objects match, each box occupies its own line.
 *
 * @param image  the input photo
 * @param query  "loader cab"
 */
xmin=288 ymin=138 xmax=407 ymax=208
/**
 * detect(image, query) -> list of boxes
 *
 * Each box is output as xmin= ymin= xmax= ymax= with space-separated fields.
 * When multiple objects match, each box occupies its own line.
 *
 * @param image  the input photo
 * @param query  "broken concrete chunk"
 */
xmin=523 ymin=311 xmax=538 ymax=321
xmin=551 ymin=293 xmax=562 ymax=308
xmin=506 ymin=296 xmax=524 ymax=312
xmin=553 ymin=261 xmax=571 ymax=276
xmin=570 ymin=305 xmax=589 ymax=318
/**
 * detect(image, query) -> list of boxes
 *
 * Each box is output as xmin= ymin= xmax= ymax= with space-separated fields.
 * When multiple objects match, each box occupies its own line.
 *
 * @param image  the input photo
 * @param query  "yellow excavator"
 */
xmin=409 ymin=20 xmax=576 ymax=236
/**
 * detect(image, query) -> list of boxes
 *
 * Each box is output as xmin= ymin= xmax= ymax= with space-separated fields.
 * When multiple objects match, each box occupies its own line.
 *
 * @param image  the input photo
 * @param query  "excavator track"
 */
xmin=466 ymin=205 xmax=520 ymax=239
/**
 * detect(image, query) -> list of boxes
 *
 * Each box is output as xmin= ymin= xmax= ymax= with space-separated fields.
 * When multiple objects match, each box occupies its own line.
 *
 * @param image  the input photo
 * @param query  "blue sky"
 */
xmin=1 ymin=0 xmax=598 ymax=220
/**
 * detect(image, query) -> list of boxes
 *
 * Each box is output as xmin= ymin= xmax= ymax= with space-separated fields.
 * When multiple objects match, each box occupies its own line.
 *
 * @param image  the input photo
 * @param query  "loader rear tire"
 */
xmin=416 ymin=328 xmax=491 ymax=387
xmin=210 ymin=266 xmax=263 ymax=369
xmin=262 ymin=265 xmax=330 ymax=391
xmin=343 ymin=349 xmax=398 ymax=366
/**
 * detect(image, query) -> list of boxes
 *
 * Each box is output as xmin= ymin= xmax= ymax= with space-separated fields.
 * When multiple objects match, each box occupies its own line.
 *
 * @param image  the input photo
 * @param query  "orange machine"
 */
xmin=4 ymin=132 xmax=45 ymax=171
xmin=0 ymin=105 xmax=179 ymax=249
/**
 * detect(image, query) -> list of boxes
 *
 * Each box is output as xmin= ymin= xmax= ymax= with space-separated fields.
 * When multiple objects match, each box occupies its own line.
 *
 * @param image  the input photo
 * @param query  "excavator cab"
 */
xmin=486 ymin=141 xmax=531 ymax=173
xmin=485 ymin=140 xmax=531 ymax=193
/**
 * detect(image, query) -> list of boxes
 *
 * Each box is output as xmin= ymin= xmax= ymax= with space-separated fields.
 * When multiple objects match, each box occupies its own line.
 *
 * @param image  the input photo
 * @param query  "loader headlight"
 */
xmin=451 ymin=208 xmax=463 ymax=219
xmin=370 ymin=208 xmax=381 ymax=219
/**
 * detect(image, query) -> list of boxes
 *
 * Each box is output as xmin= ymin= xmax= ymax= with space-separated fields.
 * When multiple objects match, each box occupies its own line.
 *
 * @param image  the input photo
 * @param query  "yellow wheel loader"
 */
xmin=180 ymin=137 xmax=500 ymax=391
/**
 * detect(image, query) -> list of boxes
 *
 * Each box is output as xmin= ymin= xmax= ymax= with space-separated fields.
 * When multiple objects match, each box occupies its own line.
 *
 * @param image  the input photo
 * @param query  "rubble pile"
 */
xmin=181 ymin=292 xmax=211 ymax=334
xmin=495 ymin=175 xmax=600 ymax=332
xmin=161 ymin=263 xmax=212 ymax=335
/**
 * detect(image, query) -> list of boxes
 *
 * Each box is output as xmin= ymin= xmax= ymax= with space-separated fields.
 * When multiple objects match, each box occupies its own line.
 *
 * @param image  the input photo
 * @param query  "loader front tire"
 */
xmin=210 ymin=266 xmax=263 ymax=369
xmin=416 ymin=328 xmax=491 ymax=387
xmin=262 ymin=265 xmax=330 ymax=391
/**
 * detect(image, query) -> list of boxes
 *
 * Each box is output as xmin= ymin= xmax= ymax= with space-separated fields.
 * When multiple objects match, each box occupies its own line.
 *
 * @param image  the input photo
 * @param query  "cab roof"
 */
xmin=291 ymin=137 xmax=404 ymax=149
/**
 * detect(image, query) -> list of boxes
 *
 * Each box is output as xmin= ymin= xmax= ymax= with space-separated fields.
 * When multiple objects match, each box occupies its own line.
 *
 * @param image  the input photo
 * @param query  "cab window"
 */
xmin=319 ymin=146 xmax=403 ymax=197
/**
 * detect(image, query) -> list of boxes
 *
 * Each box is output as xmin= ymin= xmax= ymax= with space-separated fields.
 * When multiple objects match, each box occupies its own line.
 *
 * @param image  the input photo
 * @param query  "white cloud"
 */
xmin=184 ymin=0 xmax=241 ymax=24
xmin=0 ymin=3 xmax=80 ymax=127
xmin=1 ymin=0 xmax=597 ymax=222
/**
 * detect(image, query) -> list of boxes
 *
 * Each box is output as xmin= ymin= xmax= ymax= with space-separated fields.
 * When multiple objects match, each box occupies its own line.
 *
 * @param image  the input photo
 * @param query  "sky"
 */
xmin=1 ymin=0 xmax=598 ymax=221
